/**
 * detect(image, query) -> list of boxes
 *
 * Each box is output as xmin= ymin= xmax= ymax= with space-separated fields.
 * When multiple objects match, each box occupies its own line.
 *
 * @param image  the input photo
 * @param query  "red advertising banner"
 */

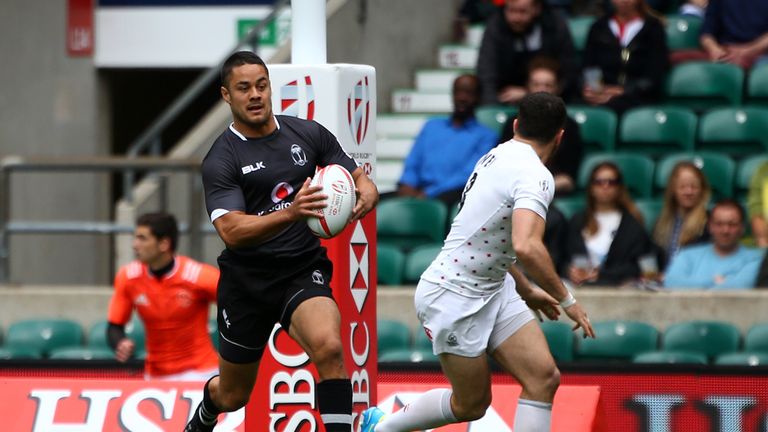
xmin=67 ymin=0 xmax=94 ymax=56
xmin=244 ymin=215 xmax=378 ymax=431
xmin=0 ymin=377 xmax=244 ymax=431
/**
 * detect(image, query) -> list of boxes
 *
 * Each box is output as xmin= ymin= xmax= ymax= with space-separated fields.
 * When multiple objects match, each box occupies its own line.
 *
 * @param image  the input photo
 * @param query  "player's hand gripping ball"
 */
xmin=307 ymin=164 xmax=356 ymax=238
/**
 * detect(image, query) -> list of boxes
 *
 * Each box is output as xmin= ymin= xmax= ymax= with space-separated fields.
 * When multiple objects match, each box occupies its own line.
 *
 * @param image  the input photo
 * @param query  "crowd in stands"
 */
xmin=382 ymin=0 xmax=768 ymax=290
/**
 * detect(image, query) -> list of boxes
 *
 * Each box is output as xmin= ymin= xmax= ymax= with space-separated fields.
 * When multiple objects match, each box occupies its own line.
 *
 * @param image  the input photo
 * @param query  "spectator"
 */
xmin=757 ymin=251 xmax=768 ymax=287
xmin=476 ymin=0 xmax=578 ymax=105
xmin=500 ymin=57 xmax=584 ymax=196
xmin=581 ymin=0 xmax=669 ymax=113
xmin=679 ymin=0 xmax=707 ymax=18
xmin=398 ymin=74 xmax=497 ymax=209
xmin=107 ymin=212 xmax=220 ymax=380
xmin=653 ymin=161 xmax=711 ymax=268
xmin=699 ymin=0 xmax=768 ymax=68
xmin=564 ymin=161 xmax=655 ymax=286
xmin=747 ymin=160 xmax=768 ymax=248
xmin=454 ymin=0 xmax=503 ymax=42
xmin=664 ymin=199 xmax=764 ymax=289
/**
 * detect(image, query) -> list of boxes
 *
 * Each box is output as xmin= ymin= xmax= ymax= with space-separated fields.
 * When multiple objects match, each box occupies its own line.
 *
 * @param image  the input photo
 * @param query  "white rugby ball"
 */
xmin=307 ymin=164 xmax=356 ymax=239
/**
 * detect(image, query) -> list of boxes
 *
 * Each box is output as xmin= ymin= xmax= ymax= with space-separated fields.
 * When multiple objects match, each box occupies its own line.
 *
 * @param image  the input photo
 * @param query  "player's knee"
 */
xmin=216 ymin=388 xmax=251 ymax=412
xmin=531 ymin=365 xmax=560 ymax=400
xmin=310 ymin=337 xmax=345 ymax=368
xmin=453 ymin=393 xmax=492 ymax=421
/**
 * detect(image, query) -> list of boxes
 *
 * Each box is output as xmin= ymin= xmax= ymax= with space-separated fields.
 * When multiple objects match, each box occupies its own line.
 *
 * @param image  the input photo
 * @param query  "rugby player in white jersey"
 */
xmin=361 ymin=92 xmax=595 ymax=432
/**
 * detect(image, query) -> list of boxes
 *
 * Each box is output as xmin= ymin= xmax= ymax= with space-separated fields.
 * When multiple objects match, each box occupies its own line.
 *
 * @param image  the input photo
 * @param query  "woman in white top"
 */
xmin=565 ymin=161 xmax=655 ymax=286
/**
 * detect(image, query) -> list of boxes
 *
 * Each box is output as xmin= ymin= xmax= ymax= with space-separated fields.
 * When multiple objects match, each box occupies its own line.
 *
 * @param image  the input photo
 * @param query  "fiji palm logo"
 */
xmin=277 ymin=75 xmax=315 ymax=120
xmin=347 ymin=76 xmax=371 ymax=145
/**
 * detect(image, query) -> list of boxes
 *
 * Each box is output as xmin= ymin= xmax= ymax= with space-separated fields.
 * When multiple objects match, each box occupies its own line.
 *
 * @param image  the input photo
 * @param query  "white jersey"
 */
xmin=421 ymin=140 xmax=555 ymax=296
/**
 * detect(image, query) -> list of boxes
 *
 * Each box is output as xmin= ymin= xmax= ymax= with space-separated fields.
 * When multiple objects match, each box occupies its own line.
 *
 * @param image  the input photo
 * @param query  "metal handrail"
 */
xmin=0 ymin=156 xmax=206 ymax=283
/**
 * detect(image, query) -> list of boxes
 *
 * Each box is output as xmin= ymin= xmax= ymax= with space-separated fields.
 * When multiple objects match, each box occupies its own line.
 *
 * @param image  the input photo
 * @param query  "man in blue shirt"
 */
xmin=664 ymin=199 xmax=765 ymax=290
xmin=398 ymin=74 xmax=498 ymax=208
xmin=700 ymin=0 xmax=768 ymax=68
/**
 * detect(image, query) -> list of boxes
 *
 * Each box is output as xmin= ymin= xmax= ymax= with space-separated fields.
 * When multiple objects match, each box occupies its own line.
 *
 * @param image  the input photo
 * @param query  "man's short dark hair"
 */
xmin=711 ymin=198 xmax=746 ymax=223
xmin=221 ymin=51 xmax=268 ymax=88
xmin=137 ymin=212 xmax=179 ymax=252
xmin=515 ymin=92 xmax=567 ymax=144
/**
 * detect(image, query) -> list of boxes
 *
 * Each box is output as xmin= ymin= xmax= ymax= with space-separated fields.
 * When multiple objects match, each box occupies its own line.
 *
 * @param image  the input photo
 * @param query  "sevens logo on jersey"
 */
xmin=271 ymin=182 xmax=294 ymax=203
xmin=278 ymin=76 xmax=315 ymax=120
xmin=346 ymin=76 xmax=371 ymax=145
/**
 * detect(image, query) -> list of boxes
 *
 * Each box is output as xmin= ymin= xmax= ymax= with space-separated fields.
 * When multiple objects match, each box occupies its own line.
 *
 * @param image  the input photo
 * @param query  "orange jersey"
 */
xmin=107 ymin=256 xmax=219 ymax=378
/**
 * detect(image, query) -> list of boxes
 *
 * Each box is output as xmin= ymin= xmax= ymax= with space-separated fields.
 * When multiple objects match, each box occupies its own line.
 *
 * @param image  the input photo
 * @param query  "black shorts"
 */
xmin=215 ymin=248 xmax=334 ymax=363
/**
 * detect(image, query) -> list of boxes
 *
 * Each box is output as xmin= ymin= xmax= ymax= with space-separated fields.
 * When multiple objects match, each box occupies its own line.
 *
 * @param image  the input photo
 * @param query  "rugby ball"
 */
xmin=307 ymin=164 xmax=356 ymax=239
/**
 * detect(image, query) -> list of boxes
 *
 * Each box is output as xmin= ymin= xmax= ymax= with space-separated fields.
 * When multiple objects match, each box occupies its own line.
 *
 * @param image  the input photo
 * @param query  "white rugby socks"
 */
xmin=375 ymin=388 xmax=457 ymax=432
xmin=512 ymin=398 xmax=552 ymax=432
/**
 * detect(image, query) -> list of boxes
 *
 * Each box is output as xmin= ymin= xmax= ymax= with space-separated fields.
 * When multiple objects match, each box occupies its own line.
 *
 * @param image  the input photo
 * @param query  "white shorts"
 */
xmin=414 ymin=278 xmax=534 ymax=357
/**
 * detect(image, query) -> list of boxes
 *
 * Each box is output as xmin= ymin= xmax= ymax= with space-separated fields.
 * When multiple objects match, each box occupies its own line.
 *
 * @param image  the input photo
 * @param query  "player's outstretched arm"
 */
xmin=511 ymin=208 xmax=595 ymax=338
xmin=350 ymin=167 xmax=378 ymax=221
xmin=213 ymin=178 xmax=327 ymax=248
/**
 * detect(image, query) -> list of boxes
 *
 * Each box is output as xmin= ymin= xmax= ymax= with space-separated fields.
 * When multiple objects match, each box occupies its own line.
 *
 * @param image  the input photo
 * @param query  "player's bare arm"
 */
xmin=512 ymin=208 xmax=595 ymax=338
xmin=350 ymin=166 xmax=379 ymax=221
xmin=212 ymin=178 xmax=326 ymax=249
xmin=508 ymin=263 xmax=560 ymax=321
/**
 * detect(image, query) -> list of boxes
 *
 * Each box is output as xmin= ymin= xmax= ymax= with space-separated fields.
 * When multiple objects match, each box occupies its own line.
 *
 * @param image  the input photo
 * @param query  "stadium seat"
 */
xmin=414 ymin=326 xmax=433 ymax=351
xmin=379 ymin=348 xmax=438 ymax=363
xmin=665 ymin=62 xmax=744 ymax=109
xmin=633 ymin=350 xmax=708 ymax=364
xmin=6 ymin=319 xmax=83 ymax=357
xmin=665 ymin=15 xmax=703 ymax=51
xmin=48 ymin=347 xmax=116 ymax=360
xmin=655 ymin=152 xmax=736 ymax=200
xmin=475 ymin=105 xmax=517 ymax=136
xmin=568 ymin=16 xmax=596 ymax=52
xmin=736 ymin=155 xmax=768 ymax=201
xmin=403 ymin=243 xmax=443 ymax=284
xmin=567 ymin=105 xmax=617 ymax=152
xmin=745 ymin=323 xmax=768 ymax=352
xmin=578 ymin=152 xmax=655 ymax=198
xmin=576 ymin=320 xmax=659 ymax=361
xmin=378 ymin=244 xmax=405 ymax=286
xmin=377 ymin=320 xmax=412 ymax=356
xmin=661 ymin=320 xmax=741 ymax=359
xmin=88 ymin=319 xmax=145 ymax=352
xmin=698 ymin=107 xmax=768 ymax=157
xmin=553 ymin=196 xmax=586 ymax=220
xmin=377 ymin=198 xmax=448 ymax=251
xmin=747 ymin=63 xmax=768 ymax=105
xmin=0 ymin=346 xmax=42 ymax=359
xmin=540 ymin=321 xmax=575 ymax=362
xmin=635 ymin=198 xmax=664 ymax=232
xmin=714 ymin=352 xmax=768 ymax=366
xmin=618 ymin=107 xmax=697 ymax=157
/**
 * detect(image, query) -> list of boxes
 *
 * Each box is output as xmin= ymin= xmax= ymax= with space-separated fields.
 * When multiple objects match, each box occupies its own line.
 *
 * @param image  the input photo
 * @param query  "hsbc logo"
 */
xmin=349 ymin=221 xmax=369 ymax=313
xmin=271 ymin=182 xmax=294 ymax=203
xmin=347 ymin=77 xmax=371 ymax=146
xmin=277 ymin=75 xmax=315 ymax=120
xmin=241 ymin=161 xmax=266 ymax=174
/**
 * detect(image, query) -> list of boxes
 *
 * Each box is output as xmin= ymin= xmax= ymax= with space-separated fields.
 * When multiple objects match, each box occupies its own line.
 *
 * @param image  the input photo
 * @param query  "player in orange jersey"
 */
xmin=107 ymin=212 xmax=220 ymax=380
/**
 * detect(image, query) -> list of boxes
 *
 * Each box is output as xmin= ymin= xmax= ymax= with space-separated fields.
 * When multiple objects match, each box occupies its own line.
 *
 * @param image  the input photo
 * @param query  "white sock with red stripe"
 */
xmin=375 ymin=388 xmax=457 ymax=432
xmin=512 ymin=399 xmax=552 ymax=432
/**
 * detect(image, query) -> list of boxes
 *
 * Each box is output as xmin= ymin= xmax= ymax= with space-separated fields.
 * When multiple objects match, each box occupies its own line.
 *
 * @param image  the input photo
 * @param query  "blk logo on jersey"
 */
xmin=241 ymin=161 xmax=266 ymax=174
xmin=346 ymin=76 xmax=371 ymax=145
xmin=291 ymin=144 xmax=307 ymax=166
xmin=277 ymin=76 xmax=315 ymax=120
xmin=271 ymin=182 xmax=294 ymax=203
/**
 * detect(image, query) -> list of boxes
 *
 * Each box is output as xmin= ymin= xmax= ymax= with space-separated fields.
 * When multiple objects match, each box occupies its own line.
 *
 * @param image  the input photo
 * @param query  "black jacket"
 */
xmin=564 ymin=209 xmax=655 ymax=286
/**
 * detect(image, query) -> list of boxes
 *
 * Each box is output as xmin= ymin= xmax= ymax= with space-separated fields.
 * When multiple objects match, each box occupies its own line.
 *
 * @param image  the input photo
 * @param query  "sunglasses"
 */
xmin=592 ymin=178 xmax=621 ymax=186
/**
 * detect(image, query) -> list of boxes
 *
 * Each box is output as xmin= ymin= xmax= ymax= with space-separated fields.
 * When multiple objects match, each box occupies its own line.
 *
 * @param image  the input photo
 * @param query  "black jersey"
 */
xmin=202 ymin=115 xmax=358 ymax=260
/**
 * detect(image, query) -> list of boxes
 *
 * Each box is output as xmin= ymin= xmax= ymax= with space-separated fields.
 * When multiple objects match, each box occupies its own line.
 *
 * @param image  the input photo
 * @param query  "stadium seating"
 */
xmin=568 ymin=105 xmax=617 ymax=152
xmin=475 ymin=105 xmax=517 ymax=136
xmin=665 ymin=15 xmax=703 ymax=51
xmin=377 ymin=320 xmax=412 ymax=356
xmin=0 ymin=346 xmax=42 ymax=359
xmin=618 ymin=107 xmax=697 ymax=157
xmin=6 ymin=319 xmax=83 ymax=357
xmin=578 ymin=152 xmax=655 ymax=198
xmin=698 ymin=107 xmax=768 ymax=157
xmin=414 ymin=326 xmax=433 ymax=351
xmin=377 ymin=198 xmax=448 ymax=251
xmin=747 ymin=63 xmax=768 ymax=105
xmin=714 ymin=352 xmax=768 ymax=366
xmin=540 ymin=321 xmax=575 ymax=362
xmin=379 ymin=348 xmax=438 ymax=364
xmin=553 ymin=196 xmax=586 ymax=220
xmin=661 ymin=320 xmax=741 ymax=359
xmin=378 ymin=244 xmax=406 ymax=286
xmin=736 ymin=155 xmax=768 ymax=201
xmin=633 ymin=350 xmax=708 ymax=364
xmin=655 ymin=152 xmax=736 ymax=200
xmin=568 ymin=16 xmax=596 ymax=52
xmin=48 ymin=347 xmax=115 ymax=360
xmin=744 ymin=323 xmax=768 ymax=352
xmin=635 ymin=198 xmax=664 ymax=232
xmin=403 ymin=243 xmax=443 ymax=284
xmin=88 ymin=319 xmax=146 ymax=352
xmin=576 ymin=320 xmax=659 ymax=361
xmin=665 ymin=62 xmax=744 ymax=109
